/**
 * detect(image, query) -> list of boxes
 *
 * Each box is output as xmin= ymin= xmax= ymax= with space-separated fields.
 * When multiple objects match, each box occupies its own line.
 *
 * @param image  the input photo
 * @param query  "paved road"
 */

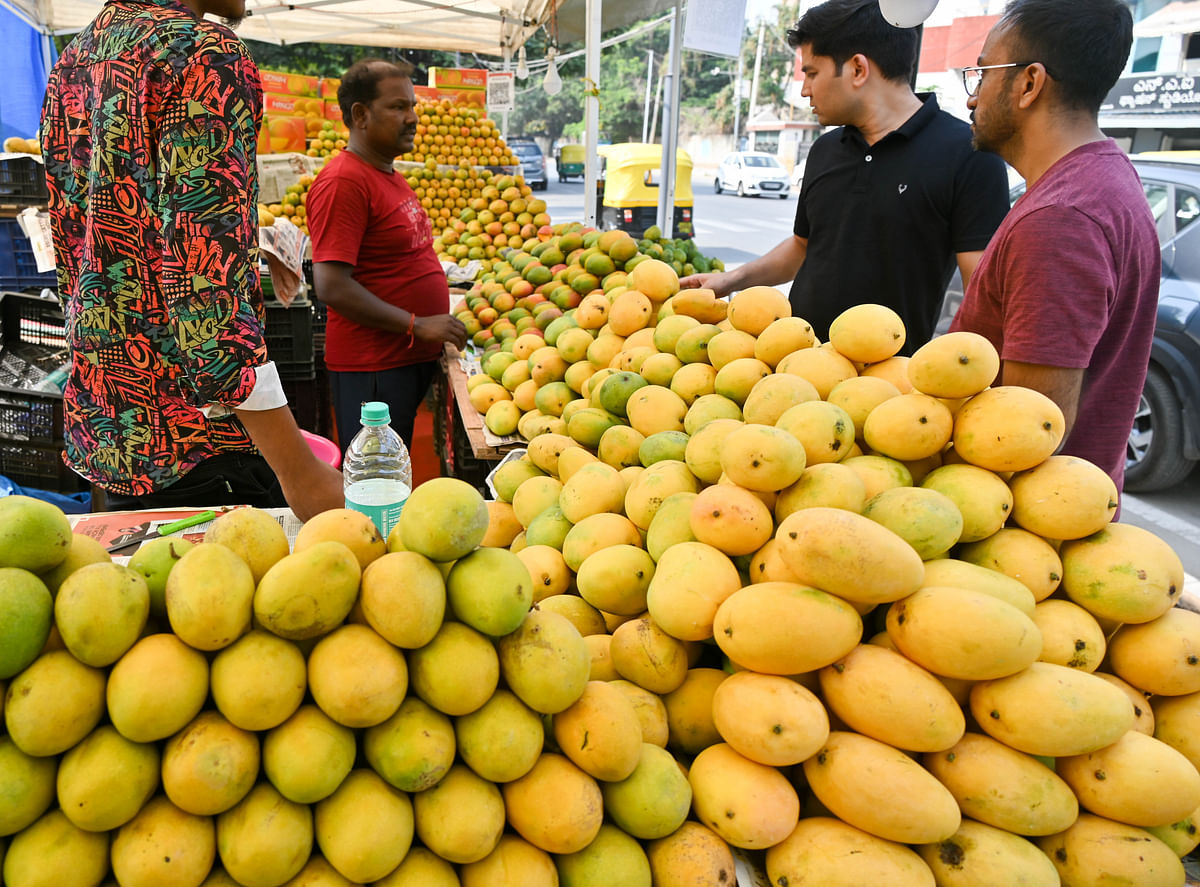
xmin=537 ymin=173 xmax=1200 ymax=580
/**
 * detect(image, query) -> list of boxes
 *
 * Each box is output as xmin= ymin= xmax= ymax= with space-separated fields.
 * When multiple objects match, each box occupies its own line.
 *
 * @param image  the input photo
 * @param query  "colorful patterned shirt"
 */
xmin=41 ymin=0 xmax=268 ymax=495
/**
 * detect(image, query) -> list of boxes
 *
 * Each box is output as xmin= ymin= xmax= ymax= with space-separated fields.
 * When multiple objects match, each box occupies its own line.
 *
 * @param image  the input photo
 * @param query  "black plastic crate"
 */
xmin=0 ymin=292 xmax=67 ymax=444
xmin=0 ymin=156 xmax=49 ymax=202
xmin=0 ymin=217 xmax=57 ymax=291
xmin=0 ymin=442 xmax=86 ymax=493
xmin=311 ymin=297 xmax=326 ymax=358
xmin=264 ymin=301 xmax=314 ymax=366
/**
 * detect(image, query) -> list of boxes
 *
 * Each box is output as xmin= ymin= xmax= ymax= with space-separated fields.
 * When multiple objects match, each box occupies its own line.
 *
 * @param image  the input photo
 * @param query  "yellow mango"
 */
xmin=536 ymin=593 xmax=607 ymax=638
xmin=454 ymin=688 xmax=544 ymax=784
xmin=828 ymin=303 xmax=906 ymax=363
xmin=969 ymin=662 xmax=1135 ymax=756
xmin=204 ymin=507 xmax=289 ymax=584
xmin=253 ymin=541 xmax=360 ymax=641
xmin=682 ymin=417 xmax=742 ymax=484
xmin=776 ymin=400 xmax=856 ymax=466
xmin=1153 ymin=692 xmax=1200 ymax=772
xmin=576 ymin=544 xmax=656 ymax=617
xmin=952 ymin=386 xmax=1065 ymax=472
xmin=409 ymin=621 xmax=498 ymax=717
xmin=166 ymin=542 xmax=255 ymax=651
xmin=498 ymin=609 xmax=590 ymax=713
xmin=359 ymin=551 xmax=445 ymax=649
xmin=767 ymin=817 xmax=935 ymax=887
xmin=561 ymin=512 xmax=641 ymax=571
xmin=610 ymin=680 xmax=670 ymax=747
xmin=111 ymin=796 xmax=215 ymax=887
xmin=1032 ymin=599 xmax=1106 ymax=671
xmin=860 ymin=354 xmax=914 ymax=392
xmin=773 ymin=462 xmax=867 ymax=521
xmin=1010 ymin=454 xmax=1119 ymax=540
xmin=1037 ymin=814 xmax=1184 ymax=887
xmin=364 ymin=697 xmax=456 ymax=793
xmin=1108 ymin=607 xmax=1200 ymax=696
xmin=502 ymin=753 xmax=603 ymax=854
xmin=1059 ymin=730 xmax=1200 ymax=827
xmin=3 ymin=809 xmax=109 ymax=887
xmin=1061 ymin=522 xmax=1184 ymax=624
xmin=161 ymin=711 xmax=259 ymax=816
xmin=887 ymin=586 xmax=1042 ymax=681
xmin=819 ymin=643 xmax=963 ymax=752
xmin=5 ymin=649 xmax=105 ymax=757
xmin=711 ymin=670 xmax=828 ymax=766
xmin=307 ymin=624 xmax=407 ymax=728
xmin=803 ymin=731 xmax=961 ymax=844
xmin=742 ymin=372 xmax=820 ymax=427
xmin=263 ymin=705 xmax=355 ymax=805
xmin=461 ymin=834 xmax=558 ymax=887
xmin=644 ymin=541 xmax=740 ymax=641
xmin=412 ymin=764 xmax=505 ymax=864
xmin=689 ymin=742 xmax=800 ymax=849
xmin=863 ymin=393 xmax=953 ymax=462
xmin=54 ymin=563 xmax=149 ymax=667
xmin=862 ymin=486 xmax=963 ymax=560
xmin=645 ymin=491 xmax=699 ymax=562
xmin=719 ymin=422 xmax=807 ymax=491
xmin=106 ymin=633 xmax=208 ymax=743
xmin=1096 ymin=672 xmax=1156 ymax=735
xmin=646 ymin=821 xmax=737 ymax=887
xmin=714 ymin=581 xmax=862 ymax=675
xmin=688 ymin=483 xmax=773 ymax=557
xmin=610 ymin=615 xmax=690 ymax=694
xmin=624 ymin=459 xmax=699 ymax=530
xmin=841 ymin=453 xmax=913 ymax=500
xmin=210 ymin=629 xmax=306 ymax=731
xmin=315 ymin=769 xmax=414 ymax=883
xmin=917 ymin=819 xmax=1059 ymax=887
xmin=958 ymin=526 xmax=1063 ymax=601
xmin=552 ymin=680 xmax=643 ymax=781
xmin=918 ymin=558 xmax=1036 ymax=615
xmin=923 ymin=732 xmax=1079 ymax=836
xmin=907 ymin=331 xmax=1000 ymax=398
xmin=626 ymin=385 xmax=688 ymax=437
xmin=661 ymin=667 xmax=726 ymax=756
xmin=727 ymin=285 xmax=790 ymax=335
xmin=774 ymin=506 xmax=925 ymax=605
xmin=920 ymin=463 xmax=1013 ymax=543
xmin=777 ymin=346 xmax=857 ymax=398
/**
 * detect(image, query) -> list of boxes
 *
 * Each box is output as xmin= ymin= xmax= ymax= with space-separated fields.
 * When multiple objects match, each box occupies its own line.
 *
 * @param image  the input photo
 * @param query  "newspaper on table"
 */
xmin=443 ymin=259 xmax=482 ymax=286
xmin=69 ymin=506 xmax=303 ymax=561
xmin=256 ymin=153 xmax=321 ymax=206
xmin=456 ymin=346 xmax=524 ymax=449
xmin=258 ymin=217 xmax=308 ymax=307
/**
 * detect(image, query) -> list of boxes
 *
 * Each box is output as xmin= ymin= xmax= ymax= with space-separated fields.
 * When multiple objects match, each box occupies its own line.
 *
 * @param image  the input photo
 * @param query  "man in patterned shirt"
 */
xmin=40 ymin=0 xmax=343 ymax=518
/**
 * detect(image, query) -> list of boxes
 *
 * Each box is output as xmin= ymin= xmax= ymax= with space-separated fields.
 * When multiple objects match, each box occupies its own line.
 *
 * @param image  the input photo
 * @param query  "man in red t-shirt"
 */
xmin=308 ymin=58 xmax=467 ymax=451
xmin=951 ymin=0 xmax=1159 ymax=494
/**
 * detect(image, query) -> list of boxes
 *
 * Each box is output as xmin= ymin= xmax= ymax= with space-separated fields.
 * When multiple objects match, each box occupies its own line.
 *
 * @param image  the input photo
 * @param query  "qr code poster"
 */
xmin=488 ymin=71 xmax=515 ymax=114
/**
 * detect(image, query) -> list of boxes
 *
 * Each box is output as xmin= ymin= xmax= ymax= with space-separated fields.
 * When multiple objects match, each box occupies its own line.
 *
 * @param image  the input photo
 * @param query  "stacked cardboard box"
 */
xmin=256 ymin=70 xmax=349 ymax=156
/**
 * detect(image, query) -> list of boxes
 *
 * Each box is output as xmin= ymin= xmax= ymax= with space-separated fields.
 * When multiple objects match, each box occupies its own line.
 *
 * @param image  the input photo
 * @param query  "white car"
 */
xmin=714 ymin=151 xmax=791 ymax=198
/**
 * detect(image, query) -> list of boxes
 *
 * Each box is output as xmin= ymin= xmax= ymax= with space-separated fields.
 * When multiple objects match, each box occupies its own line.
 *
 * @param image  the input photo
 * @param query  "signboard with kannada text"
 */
xmin=1102 ymin=72 xmax=1200 ymax=115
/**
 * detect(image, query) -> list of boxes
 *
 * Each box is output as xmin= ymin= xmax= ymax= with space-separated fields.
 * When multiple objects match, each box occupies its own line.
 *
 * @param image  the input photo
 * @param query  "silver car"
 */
xmin=714 ymin=151 xmax=791 ymax=199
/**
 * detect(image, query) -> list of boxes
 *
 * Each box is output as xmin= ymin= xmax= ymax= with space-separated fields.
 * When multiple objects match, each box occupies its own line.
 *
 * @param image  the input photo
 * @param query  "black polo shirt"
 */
xmin=791 ymin=93 xmax=1010 ymax=353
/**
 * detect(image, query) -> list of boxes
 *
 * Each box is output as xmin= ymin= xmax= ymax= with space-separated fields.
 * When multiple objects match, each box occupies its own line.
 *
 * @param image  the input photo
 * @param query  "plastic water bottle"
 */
xmin=343 ymin=401 xmax=412 ymax=537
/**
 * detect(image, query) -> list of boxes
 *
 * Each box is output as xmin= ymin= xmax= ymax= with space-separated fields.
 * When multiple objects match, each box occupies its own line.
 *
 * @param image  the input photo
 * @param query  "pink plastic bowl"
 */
xmin=302 ymin=429 xmax=342 ymax=469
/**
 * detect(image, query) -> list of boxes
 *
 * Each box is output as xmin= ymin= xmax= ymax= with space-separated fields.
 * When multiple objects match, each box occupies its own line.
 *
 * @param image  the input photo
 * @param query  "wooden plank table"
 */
xmin=440 ymin=344 xmax=524 ymax=466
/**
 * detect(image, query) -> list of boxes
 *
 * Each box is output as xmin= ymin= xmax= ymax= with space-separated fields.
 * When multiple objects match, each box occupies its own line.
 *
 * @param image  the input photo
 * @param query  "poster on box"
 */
xmin=413 ymin=84 xmax=486 ymax=107
xmin=259 ymin=69 xmax=320 ymax=98
xmin=258 ymin=116 xmax=307 ymax=155
xmin=429 ymin=67 xmax=488 ymax=90
xmin=324 ymin=100 xmax=344 ymax=125
xmin=320 ymin=77 xmax=341 ymax=99
xmin=264 ymin=94 xmax=326 ymax=117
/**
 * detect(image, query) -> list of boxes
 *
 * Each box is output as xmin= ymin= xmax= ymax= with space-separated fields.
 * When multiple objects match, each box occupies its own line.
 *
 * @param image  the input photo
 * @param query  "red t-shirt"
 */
xmin=951 ymin=140 xmax=1159 ymax=492
xmin=307 ymin=150 xmax=449 ymax=371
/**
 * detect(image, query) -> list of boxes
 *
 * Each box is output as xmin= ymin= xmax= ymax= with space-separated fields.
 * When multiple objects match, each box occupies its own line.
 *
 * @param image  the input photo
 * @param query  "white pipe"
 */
xmin=583 ymin=0 xmax=602 ymax=227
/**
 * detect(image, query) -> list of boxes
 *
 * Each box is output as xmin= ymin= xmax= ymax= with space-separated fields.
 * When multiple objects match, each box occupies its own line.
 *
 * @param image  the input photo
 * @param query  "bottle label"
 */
xmin=345 ymin=479 xmax=410 ymax=538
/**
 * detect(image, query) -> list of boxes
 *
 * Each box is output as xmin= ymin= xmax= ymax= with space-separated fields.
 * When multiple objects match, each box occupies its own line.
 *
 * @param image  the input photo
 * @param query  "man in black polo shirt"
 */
xmin=680 ymin=0 xmax=1011 ymax=352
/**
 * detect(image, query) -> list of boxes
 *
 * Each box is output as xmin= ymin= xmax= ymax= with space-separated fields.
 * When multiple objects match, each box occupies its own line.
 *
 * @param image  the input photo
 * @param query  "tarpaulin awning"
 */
xmin=0 ymin=0 xmax=561 ymax=55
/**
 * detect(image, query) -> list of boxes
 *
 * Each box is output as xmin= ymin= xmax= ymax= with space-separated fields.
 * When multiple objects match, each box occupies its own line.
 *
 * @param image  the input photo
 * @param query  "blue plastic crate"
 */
xmin=0 ymin=218 xmax=56 ymax=291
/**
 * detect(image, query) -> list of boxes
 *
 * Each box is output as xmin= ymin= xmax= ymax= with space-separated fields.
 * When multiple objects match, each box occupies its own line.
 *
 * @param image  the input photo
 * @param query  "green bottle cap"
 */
xmin=360 ymin=401 xmax=391 ymax=426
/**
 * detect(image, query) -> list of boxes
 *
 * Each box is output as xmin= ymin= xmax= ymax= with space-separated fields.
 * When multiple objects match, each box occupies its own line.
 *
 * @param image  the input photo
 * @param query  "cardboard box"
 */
xmin=413 ymin=84 xmax=487 ymax=108
xmin=260 ymin=69 xmax=320 ymax=98
xmin=429 ymin=67 xmax=488 ymax=90
xmin=324 ymin=100 xmax=344 ymax=125
xmin=263 ymin=93 xmax=326 ymax=118
xmin=257 ymin=116 xmax=307 ymax=155
xmin=320 ymin=77 xmax=341 ymax=99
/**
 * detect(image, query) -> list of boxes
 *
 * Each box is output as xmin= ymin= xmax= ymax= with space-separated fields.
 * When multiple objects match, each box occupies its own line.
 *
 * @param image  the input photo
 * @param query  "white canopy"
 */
xmin=1132 ymin=0 xmax=1200 ymax=39
xmin=0 ymin=0 xmax=559 ymax=55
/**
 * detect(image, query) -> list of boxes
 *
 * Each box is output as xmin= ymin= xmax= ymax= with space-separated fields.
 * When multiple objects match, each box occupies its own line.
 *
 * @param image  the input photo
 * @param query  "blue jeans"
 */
xmin=328 ymin=361 xmax=438 ymax=453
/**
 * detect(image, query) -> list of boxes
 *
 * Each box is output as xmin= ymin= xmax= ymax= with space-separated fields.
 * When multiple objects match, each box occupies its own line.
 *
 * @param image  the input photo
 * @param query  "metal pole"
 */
xmin=650 ymin=66 xmax=664 ymax=143
xmin=733 ymin=51 xmax=743 ymax=151
xmin=584 ymin=0 xmax=602 ymax=227
xmin=502 ymin=47 xmax=510 ymax=142
xmin=642 ymin=49 xmax=655 ymax=144
xmin=747 ymin=20 xmax=765 ymax=147
xmin=657 ymin=1 xmax=682 ymax=238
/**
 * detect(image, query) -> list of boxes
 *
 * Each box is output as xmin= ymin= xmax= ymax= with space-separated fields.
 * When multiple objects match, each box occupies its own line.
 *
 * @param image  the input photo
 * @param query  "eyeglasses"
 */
xmin=961 ymin=62 xmax=1050 ymax=97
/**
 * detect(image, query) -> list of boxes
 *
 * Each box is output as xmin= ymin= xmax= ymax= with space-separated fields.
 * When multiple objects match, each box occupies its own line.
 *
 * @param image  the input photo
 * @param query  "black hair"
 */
xmin=999 ymin=0 xmax=1132 ymax=113
xmin=337 ymin=57 xmax=416 ymax=125
xmin=786 ymin=0 xmax=918 ymax=85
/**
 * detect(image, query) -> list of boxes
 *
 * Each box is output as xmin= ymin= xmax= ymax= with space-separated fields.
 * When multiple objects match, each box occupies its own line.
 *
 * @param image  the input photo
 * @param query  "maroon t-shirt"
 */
xmin=951 ymin=140 xmax=1159 ymax=492
xmin=307 ymin=150 xmax=449 ymax=371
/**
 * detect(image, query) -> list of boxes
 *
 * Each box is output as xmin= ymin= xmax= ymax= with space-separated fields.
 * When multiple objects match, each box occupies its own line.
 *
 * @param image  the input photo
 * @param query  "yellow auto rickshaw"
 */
xmin=594 ymin=143 xmax=694 ymax=239
xmin=555 ymin=143 xmax=585 ymax=181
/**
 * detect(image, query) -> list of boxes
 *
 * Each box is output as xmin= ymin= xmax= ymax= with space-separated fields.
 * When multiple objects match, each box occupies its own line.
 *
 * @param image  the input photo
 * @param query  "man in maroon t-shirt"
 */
xmin=308 ymin=58 xmax=467 ymax=451
xmin=951 ymin=0 xmax=1158 ymax=494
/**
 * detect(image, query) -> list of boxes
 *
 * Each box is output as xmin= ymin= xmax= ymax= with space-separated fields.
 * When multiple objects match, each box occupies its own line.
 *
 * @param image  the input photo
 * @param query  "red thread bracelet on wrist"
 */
xmin=405 ymin=313 xmax=416 ymax=344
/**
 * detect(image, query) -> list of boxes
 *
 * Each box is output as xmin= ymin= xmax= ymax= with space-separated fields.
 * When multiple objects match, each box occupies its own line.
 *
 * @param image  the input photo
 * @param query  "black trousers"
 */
xmin=328 ymin=361 xmax=438 ymax=454
xmin=102 ymin=452 xmax=287 ymax=512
